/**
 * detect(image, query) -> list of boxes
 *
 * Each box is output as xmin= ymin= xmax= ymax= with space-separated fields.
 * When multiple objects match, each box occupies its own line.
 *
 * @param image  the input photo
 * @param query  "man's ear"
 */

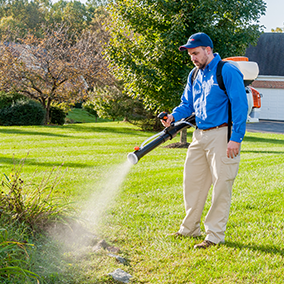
xmin=205 ymin=46 xmax=212 ymax=55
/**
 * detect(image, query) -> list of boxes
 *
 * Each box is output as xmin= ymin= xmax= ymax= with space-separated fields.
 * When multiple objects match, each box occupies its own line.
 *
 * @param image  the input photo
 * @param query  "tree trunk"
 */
xmin=180 ymin=129 xmax=187 ymax=144
xmin=44 ymin=97 xmax=52 ymax=125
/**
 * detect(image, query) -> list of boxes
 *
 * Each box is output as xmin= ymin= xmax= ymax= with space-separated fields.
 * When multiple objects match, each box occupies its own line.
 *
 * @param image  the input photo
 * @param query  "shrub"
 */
xmin=53 ymin=102 xmax=71 ymax=114
xmin=89 ymin=84 xmax=163 ymax=130
xmin=82 ymin=101 xmax=98 ymax=118
xmin=0 ymin=91 xmax=27 ymax=109
xmin=74 ymin=102 xmax=83 ymax=108
xmin=0 ymin=99 xmax=45 ymax=126
xmin=49 ymin=105 xmax=66 ymax=125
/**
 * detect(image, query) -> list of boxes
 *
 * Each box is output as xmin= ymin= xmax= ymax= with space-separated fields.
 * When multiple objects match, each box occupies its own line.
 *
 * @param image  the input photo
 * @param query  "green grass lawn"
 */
xmin=66 ymin=108 xmax=112 ymax=124
xmin=0 ymin=118 xmax=284 ymax=283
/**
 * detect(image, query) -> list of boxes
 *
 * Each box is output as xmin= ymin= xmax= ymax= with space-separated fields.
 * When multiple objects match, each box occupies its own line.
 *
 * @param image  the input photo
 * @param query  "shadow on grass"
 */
xmin=0 ymin=157 xmax=94 ymax=169
xmin=0 ymin=128 xmax=70 ymax=137
xmin=224 ymin=241 xmax=284 ymax=257
xmin=0 ymin=123 xmax=149 ymax=137
xmin=65 ymin=124 xmax=151 ymax=136
xmin=242 ymin=150 xmax=284 ymax=154
xmin=244 ymin=135 xmax=284 ymax=145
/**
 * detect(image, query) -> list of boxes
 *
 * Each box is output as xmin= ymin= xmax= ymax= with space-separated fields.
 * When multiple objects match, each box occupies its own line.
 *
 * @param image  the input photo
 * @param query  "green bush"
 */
xmin=74 ymin=102 xmax=83 ymax=108
xmin=0 ymin=99 xmax=45 ymax=126
xmin=0 ymin=91 xmax=27 ymax=109
xmin=82 ymin=101 xmax=98 ymax=117
xmin=49 ymin=105 xmax=66 ymax=125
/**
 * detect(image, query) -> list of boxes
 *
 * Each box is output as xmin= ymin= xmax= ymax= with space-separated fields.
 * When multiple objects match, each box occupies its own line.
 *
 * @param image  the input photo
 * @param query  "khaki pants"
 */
xmin=178 ymin=126 xmax=240 ymax=244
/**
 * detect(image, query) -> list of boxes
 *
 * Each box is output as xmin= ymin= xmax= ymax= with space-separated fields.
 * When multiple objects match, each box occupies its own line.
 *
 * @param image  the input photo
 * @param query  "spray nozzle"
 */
xmin=127 ymin=152 xmax=139 ymax=164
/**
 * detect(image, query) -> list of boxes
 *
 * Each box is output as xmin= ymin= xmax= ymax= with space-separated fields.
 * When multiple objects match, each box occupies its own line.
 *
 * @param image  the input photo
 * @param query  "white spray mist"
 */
xmin=48 ymin=160 xmax=133 ymax=252
xmin=80 ymin=160 xmax=133 ymax=229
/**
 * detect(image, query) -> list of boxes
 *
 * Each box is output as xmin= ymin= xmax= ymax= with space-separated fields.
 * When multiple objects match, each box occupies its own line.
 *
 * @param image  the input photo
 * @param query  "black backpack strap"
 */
xmin=217 ymin=60 xmax=231 ymax=142
xmin=190 ymin=67 xmax=199 ymax=85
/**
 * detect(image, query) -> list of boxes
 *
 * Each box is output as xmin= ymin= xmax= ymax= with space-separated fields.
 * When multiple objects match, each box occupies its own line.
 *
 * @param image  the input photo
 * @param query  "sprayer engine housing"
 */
xmin=224 ymin=57 xmax=262 ymax=123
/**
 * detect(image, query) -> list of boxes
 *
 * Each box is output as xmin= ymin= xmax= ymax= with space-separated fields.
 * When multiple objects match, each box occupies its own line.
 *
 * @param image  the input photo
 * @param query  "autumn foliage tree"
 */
xmin=271 ymin=27 xmax=284 ymax=33
xmin=0 ymin=24 xmax=111 ymax=124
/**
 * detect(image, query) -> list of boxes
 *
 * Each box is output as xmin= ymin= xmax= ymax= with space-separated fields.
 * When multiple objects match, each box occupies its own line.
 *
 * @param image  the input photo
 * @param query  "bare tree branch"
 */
xmin=0 ymin=23 xmax=112 ymax=124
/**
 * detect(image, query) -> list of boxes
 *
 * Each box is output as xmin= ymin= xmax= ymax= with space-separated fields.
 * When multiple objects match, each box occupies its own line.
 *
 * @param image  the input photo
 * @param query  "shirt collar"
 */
xmin=204 ymin=53 xmax=221 ymax=72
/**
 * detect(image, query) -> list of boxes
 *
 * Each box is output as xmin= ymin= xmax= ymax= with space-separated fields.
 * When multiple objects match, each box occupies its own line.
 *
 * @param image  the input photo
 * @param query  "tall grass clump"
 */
xmin=0 ymin=156 xmax=76 ymax=283
xmin=0 ymin=227 xmax=40 ymax=283
xmin=0 ymin=158 xmax=74 ymax=230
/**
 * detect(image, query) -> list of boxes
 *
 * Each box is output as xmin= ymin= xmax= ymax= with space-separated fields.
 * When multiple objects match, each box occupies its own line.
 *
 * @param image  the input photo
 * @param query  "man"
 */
xmin=162 ymin=32 xmax=248 ymax=249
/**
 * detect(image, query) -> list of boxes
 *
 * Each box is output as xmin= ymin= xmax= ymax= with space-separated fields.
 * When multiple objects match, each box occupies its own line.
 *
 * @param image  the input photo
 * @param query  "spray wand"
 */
xmin=127 ymin=112 xmax=196 ymax=164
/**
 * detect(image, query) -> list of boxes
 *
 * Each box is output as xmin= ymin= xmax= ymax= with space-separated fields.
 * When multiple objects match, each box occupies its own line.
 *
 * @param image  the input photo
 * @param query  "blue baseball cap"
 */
xmin=179 ymin=32 xmax=213 ymax=51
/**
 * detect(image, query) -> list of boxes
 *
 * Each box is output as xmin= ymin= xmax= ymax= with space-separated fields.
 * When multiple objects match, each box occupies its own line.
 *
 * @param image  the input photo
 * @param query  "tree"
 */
xmin=106 ymin=0 xmax=266 ymax=113
xmin=0 ymin=25 xmax=111 ymax=124
xmin=90 ymin=85 xmax=130 ymax=121
xmin=46 ymin=0 xmax=94 ymax=34
xmin=271 ymin=26 xmax=284 ymax=33
xmin=89 ymin=83 xmax=161 ymax=130
xmin=0 ymin=0 xmax=97 ymax=39
xmin=0 ymin=16 xmax=26 ymax=38
xmin=0 ymin=0 xmax=48 ymax=37
xmin=106 ymin=0 xmax=266 ymax=144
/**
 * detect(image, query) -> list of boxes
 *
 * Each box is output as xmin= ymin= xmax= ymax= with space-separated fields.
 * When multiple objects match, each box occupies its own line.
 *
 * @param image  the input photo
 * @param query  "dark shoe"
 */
xmin=194 ymin=240 xmax=216 ymax=249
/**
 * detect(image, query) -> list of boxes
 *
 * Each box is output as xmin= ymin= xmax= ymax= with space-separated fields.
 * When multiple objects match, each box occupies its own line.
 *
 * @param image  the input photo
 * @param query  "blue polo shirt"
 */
xmin=172 ymin=53 xmax=248 ymax=143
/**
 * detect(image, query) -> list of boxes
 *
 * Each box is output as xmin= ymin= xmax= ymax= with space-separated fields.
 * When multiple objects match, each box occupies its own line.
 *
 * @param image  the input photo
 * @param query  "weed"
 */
xmin=0 ymin=156 xmax=77 ymax=283
xmin=0 ymin=155 xmax=75 ymax=231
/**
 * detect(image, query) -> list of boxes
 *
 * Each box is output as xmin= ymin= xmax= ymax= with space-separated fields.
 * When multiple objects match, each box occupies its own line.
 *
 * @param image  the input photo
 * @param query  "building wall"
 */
xmin=251 ymin=76 xmax=284 ymax=121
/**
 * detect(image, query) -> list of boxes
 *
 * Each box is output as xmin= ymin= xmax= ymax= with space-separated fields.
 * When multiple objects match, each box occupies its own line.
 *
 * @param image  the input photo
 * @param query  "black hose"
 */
xmin=127 ymin=113 xmax=196 ymax=164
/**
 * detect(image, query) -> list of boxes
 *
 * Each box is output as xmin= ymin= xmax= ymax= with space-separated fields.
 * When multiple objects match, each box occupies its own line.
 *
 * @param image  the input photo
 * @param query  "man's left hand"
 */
xmin=227 ymin=141 xmax=240 ymax=159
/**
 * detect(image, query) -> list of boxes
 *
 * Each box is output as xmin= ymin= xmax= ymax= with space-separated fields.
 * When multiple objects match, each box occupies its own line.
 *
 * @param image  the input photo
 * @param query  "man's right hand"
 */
xmin=161 ymin=114 xmax=174 ymax=127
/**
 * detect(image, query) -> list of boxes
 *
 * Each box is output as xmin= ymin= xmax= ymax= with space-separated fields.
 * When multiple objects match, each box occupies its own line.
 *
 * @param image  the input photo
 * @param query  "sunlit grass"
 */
xmin=0 ymin=119 xmax=283 ymax=283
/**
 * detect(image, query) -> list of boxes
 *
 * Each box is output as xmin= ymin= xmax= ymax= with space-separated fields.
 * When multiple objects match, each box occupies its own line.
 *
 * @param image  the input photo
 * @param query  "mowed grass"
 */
xmin=0 ymin=118 xmax=283 ymax=283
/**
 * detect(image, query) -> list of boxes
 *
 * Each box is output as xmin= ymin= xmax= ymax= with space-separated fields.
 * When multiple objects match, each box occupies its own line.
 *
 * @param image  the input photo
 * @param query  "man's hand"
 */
xmin=227 ymin=141 xmax=240 ymax=159
xmin=161 ymin=114 xmax=174 ymax=127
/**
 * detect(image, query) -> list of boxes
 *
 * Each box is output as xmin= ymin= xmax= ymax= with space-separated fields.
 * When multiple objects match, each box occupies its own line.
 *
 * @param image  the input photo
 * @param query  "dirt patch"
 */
xmin=163 ymin=142 xmax=190 ymax=148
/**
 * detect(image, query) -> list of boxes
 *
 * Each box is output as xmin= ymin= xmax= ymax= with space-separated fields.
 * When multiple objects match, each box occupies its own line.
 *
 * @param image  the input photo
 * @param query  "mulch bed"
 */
xmin=163 ymin=142 xmax=190 ymax=148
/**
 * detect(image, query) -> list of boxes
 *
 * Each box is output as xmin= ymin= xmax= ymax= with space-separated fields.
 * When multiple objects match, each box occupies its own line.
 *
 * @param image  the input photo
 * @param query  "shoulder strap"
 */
xmin=190 ymin=67 xmax=199 ymax=85
xmin=216 ymin=60 xmax=227 ymax=91
xmin=217 ymin=60 xmax=231 ymax=142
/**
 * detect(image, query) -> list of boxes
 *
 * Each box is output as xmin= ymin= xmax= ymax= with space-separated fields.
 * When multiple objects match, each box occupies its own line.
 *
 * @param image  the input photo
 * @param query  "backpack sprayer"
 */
xmin=127 ymin=112 xmax=196 ymax=165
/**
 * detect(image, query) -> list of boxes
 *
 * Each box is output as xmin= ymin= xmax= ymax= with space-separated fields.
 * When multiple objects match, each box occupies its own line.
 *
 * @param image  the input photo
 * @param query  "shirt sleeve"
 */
xmin=171 ymin=71 xmax=195 ymax=122
xmin=222 ymin=63 xmax=248 ymax=143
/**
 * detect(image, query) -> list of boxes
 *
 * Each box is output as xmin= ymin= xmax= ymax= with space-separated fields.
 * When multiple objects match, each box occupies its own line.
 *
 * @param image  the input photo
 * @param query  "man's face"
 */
xmin=187 ymin=46 xmax=210 ymax=69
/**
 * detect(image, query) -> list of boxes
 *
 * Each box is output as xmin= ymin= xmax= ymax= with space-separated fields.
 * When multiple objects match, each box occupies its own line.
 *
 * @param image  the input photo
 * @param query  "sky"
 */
xmin=258 ymin=0 xmax=284 ymax=31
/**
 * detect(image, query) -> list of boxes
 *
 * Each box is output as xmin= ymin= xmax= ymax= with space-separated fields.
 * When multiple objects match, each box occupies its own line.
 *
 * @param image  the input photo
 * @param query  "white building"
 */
xmin=245 ymin=33 xmax=284 ymax=121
